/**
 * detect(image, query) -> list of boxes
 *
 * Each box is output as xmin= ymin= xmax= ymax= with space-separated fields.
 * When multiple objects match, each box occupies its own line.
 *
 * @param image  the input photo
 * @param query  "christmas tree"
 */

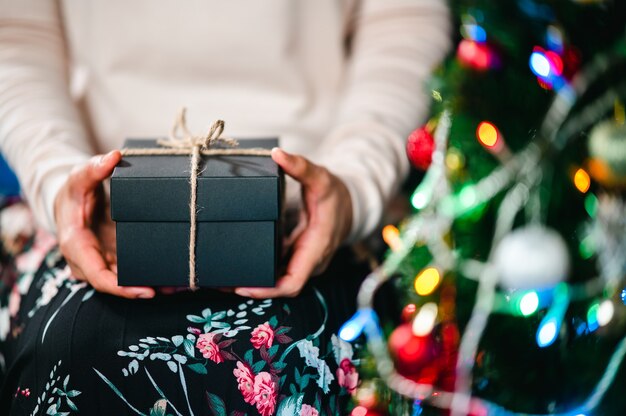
xmin=340 ymin=1 xmax=626 ymax=415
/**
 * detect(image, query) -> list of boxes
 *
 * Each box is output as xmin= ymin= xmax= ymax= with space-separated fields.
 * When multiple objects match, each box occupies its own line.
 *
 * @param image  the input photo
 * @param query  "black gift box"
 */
xmin=110 ymin=138 xmax=283 ymax=287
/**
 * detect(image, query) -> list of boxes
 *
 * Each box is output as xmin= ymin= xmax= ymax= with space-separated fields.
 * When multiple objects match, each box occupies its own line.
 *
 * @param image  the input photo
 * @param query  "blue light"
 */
xmin=339 ymin=308 xmax=373 ymax=342
xmin=587 ymin=303 xmax=600 ymax=333
xmin=464 ymin=24 xmax=487 ymax=43
xmin=530 ymin=52 xmax=551 ymax=78
xmin=536 ymin=284 xmax=569 ymax=348
xmin=621 ymin=289 xmax=626 ymax=305
xmin=412 ymin=400 xmax=423 ymax=416
xmin=537 ymin=317 xmax=558 ymax=347
xmin=545 ymin=26 xmax=564 ymax=54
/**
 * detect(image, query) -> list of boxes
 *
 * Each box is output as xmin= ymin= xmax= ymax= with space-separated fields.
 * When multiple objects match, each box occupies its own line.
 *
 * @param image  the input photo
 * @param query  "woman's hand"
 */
xmin=235 ymin=148 xmax=353 ymax=298
xmin=54 ymin=150 xmax=155 ymax=299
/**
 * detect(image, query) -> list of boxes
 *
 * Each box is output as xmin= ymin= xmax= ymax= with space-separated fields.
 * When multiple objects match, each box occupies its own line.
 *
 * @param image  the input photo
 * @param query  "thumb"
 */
xmin=72 ymin=150 xmax=122 ymax=192
xmin=271 ymin=148 xmax=316 ymax=186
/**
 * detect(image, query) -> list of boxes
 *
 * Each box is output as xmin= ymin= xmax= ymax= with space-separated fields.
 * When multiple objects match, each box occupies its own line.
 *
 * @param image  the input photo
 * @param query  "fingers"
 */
xmin=235 ymin=216 xmax=328 ymax=299
xmin=234 ymin=149 xmax=346 ymax=299
xmin=63 ymin=227 xmax=154 ymax=299
xmin=57 ymin=150 xmax=155 ymax=299
xmin=283 ymin=210 xmax=307 ymax=251
xmin=271 ymin=148 xmax=319 ymax=187
xmin=70 ymin=150 xmax=121 ymax=194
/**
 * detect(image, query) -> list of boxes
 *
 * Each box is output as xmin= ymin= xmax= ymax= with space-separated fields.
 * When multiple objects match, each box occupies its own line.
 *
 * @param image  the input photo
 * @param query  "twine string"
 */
xmin=120 ymin=108 xmax=272 ymax=289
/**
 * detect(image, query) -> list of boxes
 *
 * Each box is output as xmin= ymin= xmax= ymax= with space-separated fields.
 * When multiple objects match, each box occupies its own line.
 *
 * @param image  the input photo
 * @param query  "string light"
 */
xmin=545 ymin=25 xmax=564 ymax=53
xmin=382 ymin=224 xmax=403 ymax=252
xmin=537 ymin=317 xmax=559 ymax=348
xmin=574 ymin=168 xmax=591 ymax=193
xmin=536 ymin=284 xmax=569 ymax=348
xmin=412 ymin=302 xmax=439 ymax=336
xmin=579 ymin=235 xmax=595 ymax=260
xmin=518 ymin=291 xmax=540 ymax=316
xmin=584 ymin=194 xmax=598 ymax=217
xmin=597 ymin=300 xmax=614 ymax=327
xmin=411 ymin=189 xmax=430 ymax=210
xmin=476 ymin=121 xmax=500 ymax=148
xmin=530 ymin=50 xmax=552 ymax=78
xmin=587 ymin=302 xmax=600 ymax=332
xmin=458 ymin=185 xmax=478 ymax=209
xmin=457 ymin=39 xmax=492 ymax=70
xmin=476 ymin=121 xmax=512 ymax=162
xmin=339 ymin=308 xmax=374 ymax=342
xmin=445 ymin=148 xmax=465 ymax=172
xmin=529 ymin=46 xmax=568 ymax=90
xmin=414 ymin=267 xmax=442 ymax=296
xmin=461 ymin=23 xmax=487 ymax=43
xmin=545 ymin=50 xmax=564 ymax=76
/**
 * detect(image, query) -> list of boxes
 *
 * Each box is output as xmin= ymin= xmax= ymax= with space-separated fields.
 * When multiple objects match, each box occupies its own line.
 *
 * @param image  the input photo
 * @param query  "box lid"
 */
xmin=111 ymin=138 xmax=282 ymax=222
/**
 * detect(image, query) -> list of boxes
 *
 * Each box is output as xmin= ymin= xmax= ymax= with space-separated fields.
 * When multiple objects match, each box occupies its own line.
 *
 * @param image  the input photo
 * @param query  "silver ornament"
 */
xmin=494 ymin=225 xmax=570 ymax=289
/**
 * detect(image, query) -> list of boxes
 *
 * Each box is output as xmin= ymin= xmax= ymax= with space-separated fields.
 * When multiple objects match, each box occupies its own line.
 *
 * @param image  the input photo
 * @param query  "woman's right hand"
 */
xmin=54 ymin=150 xmax=155 ymax=299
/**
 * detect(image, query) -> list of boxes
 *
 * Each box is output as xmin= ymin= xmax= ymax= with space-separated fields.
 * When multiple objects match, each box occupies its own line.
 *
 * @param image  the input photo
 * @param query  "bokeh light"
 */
xmin=537 ymin=317 xmax=558 ymax=347
xmin=476 ymin=121 xmax=499 ymax=148
xmin=414 ymin=267 xmax=441 ymax=296
xmin=458 ymin=185 xmax=478 ymax=209
xmin=339 ymin=309 xmax=374 ymax=342
xmin=462 ymin=23 xmax=487 ymax=42
xmin=445 ymin=147 xmax=465 ymax=172
xmin=519 ymin=291 xmax=540 ymax=316
xmin=351 ymin=406 xmax=368 ymax=416
xmin=579 ymin=235 xmax=595 ymax=260
xmin=574 ymin=168 xmax=591 ymax=193
xmin=530 ymin=51 xmax=552 ymax=77
xmin=597 ymin=300 xmax=614 ymax=327
xmin=412 ymin=302 xmax=438 ymax=336
xmin=545 ymin=25 xmax=564 ymax=53
xmin=382 ymin=224 xmax=402 ymax=252
xmin=411 ymin=189 xmax=430 ymax=210
xmin=587 ymin=302 xmax=600 ymax=332
xmin=457 ymin=39 xmax=494 ymax=71
xmin=584 ymin=193 xmax=598 ymax=217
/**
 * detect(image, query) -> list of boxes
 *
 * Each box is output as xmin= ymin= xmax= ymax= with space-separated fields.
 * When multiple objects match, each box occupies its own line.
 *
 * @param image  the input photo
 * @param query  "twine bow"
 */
xmin=121 ymin=108 xmax=272 ymax=289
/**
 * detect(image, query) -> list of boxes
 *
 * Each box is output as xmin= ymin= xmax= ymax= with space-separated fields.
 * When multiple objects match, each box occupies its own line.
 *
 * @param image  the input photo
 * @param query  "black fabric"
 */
xmin=0 ymin=240 xmax=367 ymax=416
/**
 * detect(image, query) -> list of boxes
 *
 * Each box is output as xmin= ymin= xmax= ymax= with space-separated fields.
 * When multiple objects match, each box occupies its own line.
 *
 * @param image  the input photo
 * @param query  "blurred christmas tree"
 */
xmin=341 ymin=1 xmax=626 ymax=415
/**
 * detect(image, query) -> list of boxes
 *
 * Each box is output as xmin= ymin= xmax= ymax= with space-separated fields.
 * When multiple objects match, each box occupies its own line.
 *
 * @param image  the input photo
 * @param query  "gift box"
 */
xmin=110 ymin=138 xmax=283 ymax=287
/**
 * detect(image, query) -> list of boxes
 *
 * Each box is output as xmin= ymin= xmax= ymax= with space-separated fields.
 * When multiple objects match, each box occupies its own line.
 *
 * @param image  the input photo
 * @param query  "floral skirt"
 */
xmin=0 ymin=208 xmax=367 ymax=416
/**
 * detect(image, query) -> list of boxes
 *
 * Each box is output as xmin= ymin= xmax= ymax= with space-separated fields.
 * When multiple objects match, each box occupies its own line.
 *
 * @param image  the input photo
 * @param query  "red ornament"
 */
xmin=456 ymin=39 xmax=500 ymax=71
xmin=406 ymin=125 xmax=435 ymax=171
xmin=401 ymin=303 xmax=418 ymax=322
xmin=388 ymin=323 xmax=438 ymax=377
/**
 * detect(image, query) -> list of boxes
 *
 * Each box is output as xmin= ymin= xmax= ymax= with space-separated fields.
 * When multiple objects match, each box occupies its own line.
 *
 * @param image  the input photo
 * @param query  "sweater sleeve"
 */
xmin=0 ymin=0 xmax=92 ymax=233
xmin=315 ymin=0 xmax=451 ymax=242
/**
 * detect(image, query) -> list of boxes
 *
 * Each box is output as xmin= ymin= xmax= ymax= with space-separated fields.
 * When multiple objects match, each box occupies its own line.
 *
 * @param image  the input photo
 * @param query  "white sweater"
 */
xmin=0 ymin=0 xmax=450 ymax=240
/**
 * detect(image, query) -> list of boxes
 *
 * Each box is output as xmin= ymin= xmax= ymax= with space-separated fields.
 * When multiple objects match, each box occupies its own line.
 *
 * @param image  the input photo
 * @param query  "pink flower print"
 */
xmin=300 ymin=404 xmax=319 ymax=416
xmin=250 ymin=322 xmax=274 ymax=350
xmin=14 ymin=387 xmax=30 ymax=398
xmin=233 ymin=361 xmax=256 ymax=404
xmin=336 ymin=358 xmax=359 ymax=394
xmin=196 ymin=332 xmax=223 ymax=363
xmin=253 ymin=372 xmax=277 ymax=416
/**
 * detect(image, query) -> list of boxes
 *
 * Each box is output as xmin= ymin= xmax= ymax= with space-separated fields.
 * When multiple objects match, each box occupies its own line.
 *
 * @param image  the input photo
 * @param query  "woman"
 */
xmin=0 ymin=1 xmax=450 ymax=414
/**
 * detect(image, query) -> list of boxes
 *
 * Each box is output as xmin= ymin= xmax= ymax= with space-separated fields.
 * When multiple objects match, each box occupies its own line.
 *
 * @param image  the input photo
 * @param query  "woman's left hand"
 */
xmin=234 ymin=148 xmax=352 ymax=298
